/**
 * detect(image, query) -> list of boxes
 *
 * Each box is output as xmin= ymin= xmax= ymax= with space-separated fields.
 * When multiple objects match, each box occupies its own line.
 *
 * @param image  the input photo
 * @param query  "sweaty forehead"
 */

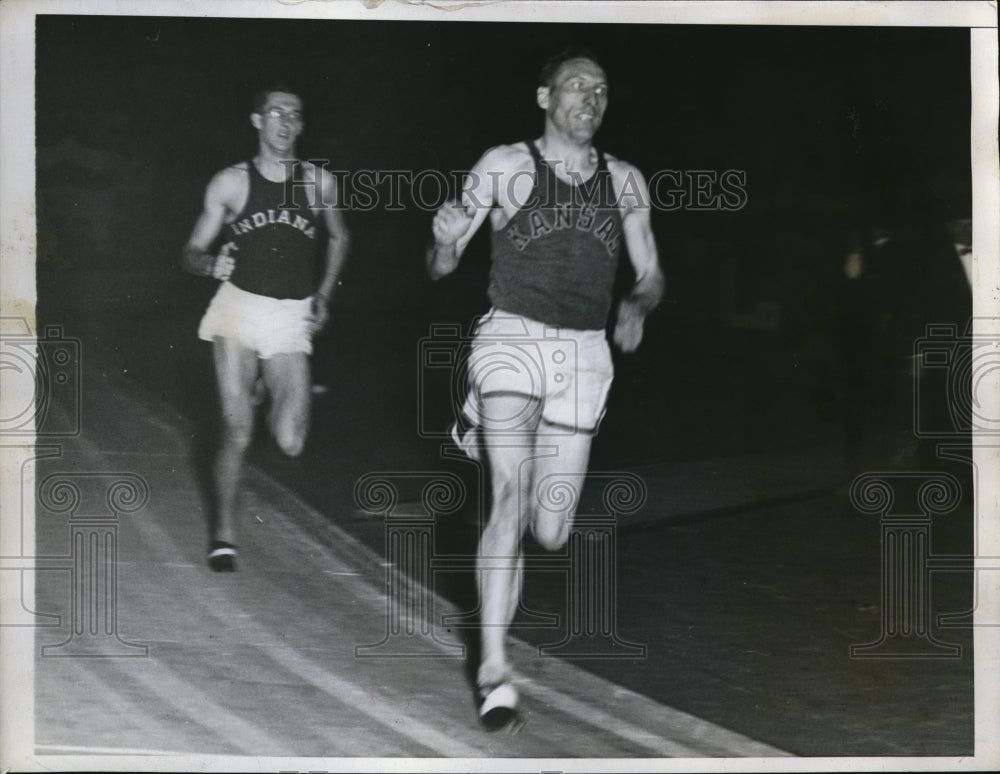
xmin=265 ymin=92 xmax=303 ymax=110
xmin=554 ymin=58 xmax=607 ymax=84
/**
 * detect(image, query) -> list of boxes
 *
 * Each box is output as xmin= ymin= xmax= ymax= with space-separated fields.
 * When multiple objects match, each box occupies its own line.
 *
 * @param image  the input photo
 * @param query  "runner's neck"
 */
xmin=536 ymin=135 xmax=597 ymax=176
xmin=253 ymin=152 xmax=298 ymax=182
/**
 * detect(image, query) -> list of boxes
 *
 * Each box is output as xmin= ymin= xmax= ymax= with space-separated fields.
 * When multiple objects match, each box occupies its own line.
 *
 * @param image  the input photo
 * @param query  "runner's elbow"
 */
xmin=428 ymin=261 xmax=452 ymax=281
xmin=181 ymin=245 xmax=211 ymax=276
xmin=426 ymin=247 xmax=459 ymax=280
xmin=180 ymin=247 xmax=198 ymax=274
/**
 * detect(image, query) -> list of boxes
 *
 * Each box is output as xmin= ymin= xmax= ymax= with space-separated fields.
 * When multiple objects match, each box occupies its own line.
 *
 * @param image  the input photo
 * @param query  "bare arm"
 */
xmin=612 ymin=164 xmax=664 ymax=353
xmin=425 ymin=147 xmax=502 ymax=280
xmin=309 ymin=170 xmax=351 ymax=332
xmin=180 ymin=169 xmax=239 ymax=279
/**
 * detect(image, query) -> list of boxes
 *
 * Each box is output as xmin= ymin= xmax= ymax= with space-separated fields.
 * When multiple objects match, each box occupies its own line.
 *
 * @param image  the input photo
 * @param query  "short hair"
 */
xmin=252 ymin=85 xmax=302 ymax=114
xmin=538 ymin=48 xmax=604 ymax=88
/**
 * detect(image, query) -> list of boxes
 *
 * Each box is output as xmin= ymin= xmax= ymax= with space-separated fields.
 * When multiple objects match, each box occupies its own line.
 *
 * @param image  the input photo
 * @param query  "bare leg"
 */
xmin=529 ymin=421 xmax=594 ymax=552
xmin=212 ymin=337 xmax=260 ymax=548
xmin=477 ymin=394 xmax=542 ymax=692
xmin=261 ymin=352 xmax=311 ymax=457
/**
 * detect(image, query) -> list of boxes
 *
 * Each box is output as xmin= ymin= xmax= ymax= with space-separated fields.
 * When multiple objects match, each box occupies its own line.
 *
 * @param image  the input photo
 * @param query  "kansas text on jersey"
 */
xmin=488 ymin=141 xmax=623 ymax=331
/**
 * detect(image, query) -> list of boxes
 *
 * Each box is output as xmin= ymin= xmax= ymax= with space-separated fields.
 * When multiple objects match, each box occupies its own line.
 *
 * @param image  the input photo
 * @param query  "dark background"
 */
xmin=34 ymin=15 xmax=975 ymax=755
xmin=36 ymin=16 xmax=972 ymax=472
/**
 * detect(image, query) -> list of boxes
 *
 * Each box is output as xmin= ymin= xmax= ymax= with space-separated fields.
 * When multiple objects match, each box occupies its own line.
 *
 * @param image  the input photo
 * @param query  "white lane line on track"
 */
xmin=514 ymin=673 xmax=789 ymax=757
xmin=125 ymin=660 xmax=295 ymax=756
xmin=132 ymin=514 xmax=481 ymax=756
xmin=261 ymin=468 xmax=792 ymax=757
xmin=513 ymin=673 xmax=704 ymax=757
xmin=39 ymin=655 xmax=201 ymax=753
xmin=105 ymin=384 xmax=788 ymax=757
xmin=67 ymin=423 xmax=487 ymax=758
xmin=249 ymin=638 xmax=483 ymax=758
xmin=253 ymin=465 xmax=792 ymax=757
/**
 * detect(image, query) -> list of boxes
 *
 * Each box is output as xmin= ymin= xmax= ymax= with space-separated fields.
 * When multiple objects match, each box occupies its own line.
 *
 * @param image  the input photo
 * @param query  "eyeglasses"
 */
xmin=264 ymin=107 xmax=303 ymax=123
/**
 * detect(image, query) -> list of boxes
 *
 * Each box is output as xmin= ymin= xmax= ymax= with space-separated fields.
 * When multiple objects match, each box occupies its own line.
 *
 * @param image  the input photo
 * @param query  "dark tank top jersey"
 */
xmin=226 ymin=160 xmax=322 ymax=300
xmin=488 ymin=141 xmax=623 ymax=331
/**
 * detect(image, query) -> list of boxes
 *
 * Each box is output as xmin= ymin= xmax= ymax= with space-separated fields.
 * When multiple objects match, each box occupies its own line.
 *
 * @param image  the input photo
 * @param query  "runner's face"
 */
xmin=254 ymin=92 xmax=304 ymax=153
xmin=541 ymin=58 xmax=608 ymax=141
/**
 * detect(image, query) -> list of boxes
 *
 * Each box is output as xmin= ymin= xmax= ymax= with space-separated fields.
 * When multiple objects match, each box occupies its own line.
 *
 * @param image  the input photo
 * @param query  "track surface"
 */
xmin=28 ymin=375 xmax=791 ymax=762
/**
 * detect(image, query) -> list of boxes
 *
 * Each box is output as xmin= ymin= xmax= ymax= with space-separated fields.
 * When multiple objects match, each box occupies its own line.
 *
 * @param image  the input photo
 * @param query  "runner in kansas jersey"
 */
xmin=427 ymin=50 xmax=664 ymax=729
xmin=488 ymin=139 xmax=622 ymax=331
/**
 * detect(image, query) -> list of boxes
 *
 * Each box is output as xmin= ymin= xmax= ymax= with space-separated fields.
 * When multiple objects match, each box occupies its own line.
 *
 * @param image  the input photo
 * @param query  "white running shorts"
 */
xmin=452 ymin=308 xmax=614 ymax=454
xmin=198 ymin=281 xmax=313 ymax=359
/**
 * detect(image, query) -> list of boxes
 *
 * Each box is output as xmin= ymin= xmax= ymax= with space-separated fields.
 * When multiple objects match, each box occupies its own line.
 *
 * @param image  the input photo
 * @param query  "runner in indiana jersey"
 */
xmin=181 ymin=85 xmax=349 ymax=573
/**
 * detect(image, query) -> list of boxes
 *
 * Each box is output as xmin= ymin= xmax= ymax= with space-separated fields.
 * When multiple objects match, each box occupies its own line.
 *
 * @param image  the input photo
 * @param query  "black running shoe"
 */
xmin=208 ymin=541 xmax=237 ymax=572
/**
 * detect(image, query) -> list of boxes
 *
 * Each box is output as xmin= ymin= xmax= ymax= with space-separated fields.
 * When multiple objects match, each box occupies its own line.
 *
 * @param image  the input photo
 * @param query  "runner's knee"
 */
xmin=531 ymin=516 xmax=570 ymax=551
xmin=267 ymin=399 xmax=308 ymax=457
xmin=531 ymin=472 xmax=582 ymax=550
xmin=273 ymin=426 xmax=305 ymax=457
